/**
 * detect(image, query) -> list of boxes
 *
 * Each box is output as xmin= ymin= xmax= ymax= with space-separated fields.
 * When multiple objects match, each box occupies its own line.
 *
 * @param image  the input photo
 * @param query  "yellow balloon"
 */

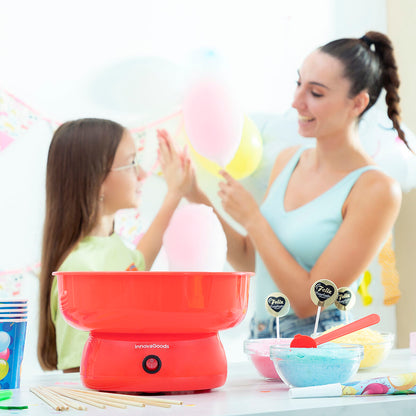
xmin=357 ymin=270 xmax=373 ymax=306
xmin=0 ymin=359 xmax=8 ymax=380
xmin=190 ymin=116 xmax=263 ymax=180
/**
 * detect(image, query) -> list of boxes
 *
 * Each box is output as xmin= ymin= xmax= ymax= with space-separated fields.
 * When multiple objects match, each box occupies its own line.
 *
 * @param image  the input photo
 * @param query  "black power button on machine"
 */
xmin=142 ymin=355 xmax=161 ymax=374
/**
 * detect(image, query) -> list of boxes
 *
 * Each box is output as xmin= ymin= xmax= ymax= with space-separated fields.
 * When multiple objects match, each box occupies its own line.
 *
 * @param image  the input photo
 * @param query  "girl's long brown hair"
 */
xmin=38 ymin=118 xmax=124 ymax=370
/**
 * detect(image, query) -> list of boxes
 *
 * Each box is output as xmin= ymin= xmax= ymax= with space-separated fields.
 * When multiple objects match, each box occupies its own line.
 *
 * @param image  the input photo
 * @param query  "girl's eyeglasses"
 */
xmin=111 ymin=156 xmax=142 ymax=176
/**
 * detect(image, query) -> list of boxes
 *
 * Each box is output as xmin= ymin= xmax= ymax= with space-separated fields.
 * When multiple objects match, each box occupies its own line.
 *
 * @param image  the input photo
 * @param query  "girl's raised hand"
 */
xmin=157 ymin=129 xmax=194 ymax=197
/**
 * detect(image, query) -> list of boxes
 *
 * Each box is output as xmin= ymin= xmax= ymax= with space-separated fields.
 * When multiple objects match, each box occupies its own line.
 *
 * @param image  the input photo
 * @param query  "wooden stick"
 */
xmin=47 ymin=388 xmax=105 ymax=409
xmin=43 ymin=388 xmax=87 ymax=410
xmin=134 ymin=395 xmax=183 ymax=406
xmin=30 ymin=387 xmax=68 ymax=411
xmin=57 ymin=387 xmax=182 ymax=406
xmin=30 ymin=387 xmax=60 ymax=411
xmin=35 ymin=387 xmax=69 ymax=411
xmin=50 ymin=387 xmax=145 ymax=408
xmin=73 ymin=390 xmax=169 ymax=408
xmin=51 ymin=388 xmax=127 ymax=409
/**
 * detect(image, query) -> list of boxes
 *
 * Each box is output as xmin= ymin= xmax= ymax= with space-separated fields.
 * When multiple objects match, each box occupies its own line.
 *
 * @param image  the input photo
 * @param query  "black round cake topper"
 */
xmin=310 ymin=279 xmax=338 ymax=307
xmin=335 ymin=287 xmax=356 ymax=311
xmin=265 ymin=292 xmax=290 ymax=318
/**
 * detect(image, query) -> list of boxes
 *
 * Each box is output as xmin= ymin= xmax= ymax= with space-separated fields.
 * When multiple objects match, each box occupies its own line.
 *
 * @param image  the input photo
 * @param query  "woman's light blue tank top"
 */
xmin=254 ymin=145 xmax=379 ymax=320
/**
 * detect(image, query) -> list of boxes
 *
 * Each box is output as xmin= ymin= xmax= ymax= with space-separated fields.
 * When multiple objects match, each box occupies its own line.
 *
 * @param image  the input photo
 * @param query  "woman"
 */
xmin=187 ymin=31 xmax=407 ymax=338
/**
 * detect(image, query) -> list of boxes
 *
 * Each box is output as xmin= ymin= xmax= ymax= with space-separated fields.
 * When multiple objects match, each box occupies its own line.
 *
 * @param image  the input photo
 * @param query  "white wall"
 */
xmin=0 ymin=0 xmax=387 ymax=122
xmin=387 ymin=0 xmax=416 ymax=348
xmin=0 ymin=0 xmax=391 ymax=372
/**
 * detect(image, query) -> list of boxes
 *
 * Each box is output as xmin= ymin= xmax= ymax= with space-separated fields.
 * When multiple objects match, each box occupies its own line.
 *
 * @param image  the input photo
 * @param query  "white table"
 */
xmin=8 ymin=349 xmax=416 ymax=415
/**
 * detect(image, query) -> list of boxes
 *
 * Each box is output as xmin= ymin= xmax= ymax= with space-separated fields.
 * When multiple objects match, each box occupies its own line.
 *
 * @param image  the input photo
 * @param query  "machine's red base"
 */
xmin=80 ymin=332 xmax=228 ymax=392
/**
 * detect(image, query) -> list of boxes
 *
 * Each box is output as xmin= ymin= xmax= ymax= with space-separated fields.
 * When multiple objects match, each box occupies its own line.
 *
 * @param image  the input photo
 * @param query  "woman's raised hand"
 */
xmin=218 ymin=170 xmax=260 ymax=230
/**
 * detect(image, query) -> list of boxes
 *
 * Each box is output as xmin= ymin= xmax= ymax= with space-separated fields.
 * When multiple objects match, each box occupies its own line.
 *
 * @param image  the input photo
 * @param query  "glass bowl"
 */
xmin=322 ymin=329 xmax=395 ymax=369
xmin=270 ymin=343 xmax=363 ymax=387
xmin=244 ymin=338 xmax=292 ymax=380
xmin=359 ymin=332 xmax=394 ymax=369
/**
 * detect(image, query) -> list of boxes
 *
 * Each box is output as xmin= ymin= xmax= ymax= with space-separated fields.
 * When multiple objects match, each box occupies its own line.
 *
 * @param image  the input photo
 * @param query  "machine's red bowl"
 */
xmin=53 ymin=271 xmax=253 ymax=334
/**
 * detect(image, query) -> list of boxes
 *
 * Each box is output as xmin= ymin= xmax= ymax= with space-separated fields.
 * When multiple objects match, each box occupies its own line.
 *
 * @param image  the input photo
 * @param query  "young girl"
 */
xmin=186 ymin=31 xmax=407 ymax=338
xmin=38 ymin=119 xmax=193 ymax=372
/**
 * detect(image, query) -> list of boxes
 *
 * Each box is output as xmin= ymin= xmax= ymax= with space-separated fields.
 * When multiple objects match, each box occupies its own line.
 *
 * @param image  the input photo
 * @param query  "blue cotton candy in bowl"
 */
xmin=270 ymin=342 xmax=363 ymax=387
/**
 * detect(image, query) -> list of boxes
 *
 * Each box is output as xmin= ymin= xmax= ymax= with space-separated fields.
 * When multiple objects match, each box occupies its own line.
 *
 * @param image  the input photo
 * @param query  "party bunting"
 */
xmin=0 ymin=89 xmax=58 ymax=152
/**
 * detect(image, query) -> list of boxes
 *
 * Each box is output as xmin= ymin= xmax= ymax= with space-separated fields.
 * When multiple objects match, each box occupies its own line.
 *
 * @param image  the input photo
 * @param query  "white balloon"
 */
xmin=87 ymin=57 xmax=186 ymax=121
xmin=359 ymin=108 xmax=416 ymax=191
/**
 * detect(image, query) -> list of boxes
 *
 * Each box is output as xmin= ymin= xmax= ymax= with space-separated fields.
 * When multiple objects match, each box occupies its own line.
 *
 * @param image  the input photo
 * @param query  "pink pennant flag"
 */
xmin=0 ymin=131 xmax=14 ymax=151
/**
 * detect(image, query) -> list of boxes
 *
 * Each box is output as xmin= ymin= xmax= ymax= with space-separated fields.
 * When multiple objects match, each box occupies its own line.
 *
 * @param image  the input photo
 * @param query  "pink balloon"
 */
xmin=183 ymin=78 xmax=244 ymax=167
xmin=0 ymin=349 xmax=9 ymax=361
xmin=163 ymin=204 xmax=227 ymax=271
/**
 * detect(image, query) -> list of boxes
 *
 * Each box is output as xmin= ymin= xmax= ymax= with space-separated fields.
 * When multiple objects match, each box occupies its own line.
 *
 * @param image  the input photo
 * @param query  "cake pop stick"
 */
xmin=335 ymin=287 xmax=356 ymax=324
xmin=310 ymin=279 xmax=338 ymax=337
xmin=265 ymin=292 xmax=290 ymax=339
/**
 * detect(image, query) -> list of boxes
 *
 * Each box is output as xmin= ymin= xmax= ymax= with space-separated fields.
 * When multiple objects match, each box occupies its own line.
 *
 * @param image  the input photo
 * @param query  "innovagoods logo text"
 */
xmin=134 ymin=344 xmax=170 ymax=349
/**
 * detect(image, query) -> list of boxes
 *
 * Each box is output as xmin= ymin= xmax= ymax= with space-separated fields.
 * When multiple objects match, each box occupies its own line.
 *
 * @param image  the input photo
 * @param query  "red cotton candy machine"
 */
xmin=53 ymin=271 xmax=253 ymax=393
